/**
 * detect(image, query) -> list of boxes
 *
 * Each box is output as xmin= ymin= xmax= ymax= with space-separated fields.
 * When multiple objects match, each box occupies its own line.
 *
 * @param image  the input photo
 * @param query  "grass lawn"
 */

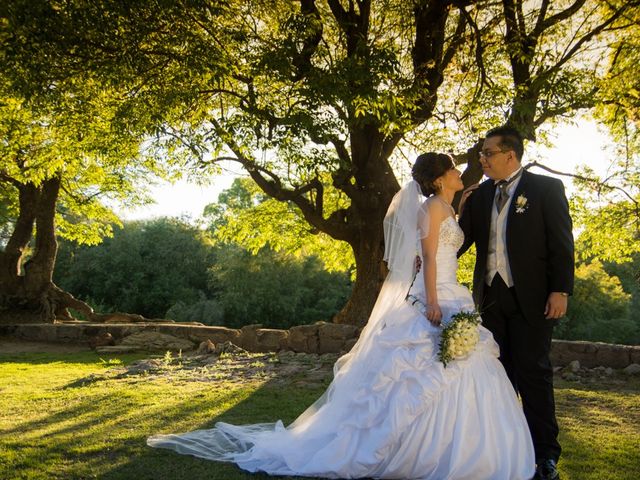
xmin=0 ymin=350 xmax=638 ymax=480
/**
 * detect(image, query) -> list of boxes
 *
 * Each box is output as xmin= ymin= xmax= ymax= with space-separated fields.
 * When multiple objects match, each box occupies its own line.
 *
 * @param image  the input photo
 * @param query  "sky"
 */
xmin=117 ymin=118 xmax=615 ymax=221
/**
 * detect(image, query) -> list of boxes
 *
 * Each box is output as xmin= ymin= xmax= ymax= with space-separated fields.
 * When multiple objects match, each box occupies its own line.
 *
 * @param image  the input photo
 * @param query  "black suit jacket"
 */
xmin=458 ymin=170 xmax=575 ymax=325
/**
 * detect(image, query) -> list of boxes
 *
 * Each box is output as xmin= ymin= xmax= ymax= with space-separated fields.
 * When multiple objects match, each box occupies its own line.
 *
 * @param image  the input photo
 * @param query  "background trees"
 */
xmin=2 ymin=0 xmax=639 ymax=326
xmin=54 ymin=218 xmax=215 ymax=319
xmin=54 ymin=215 xmax=352 ymax=328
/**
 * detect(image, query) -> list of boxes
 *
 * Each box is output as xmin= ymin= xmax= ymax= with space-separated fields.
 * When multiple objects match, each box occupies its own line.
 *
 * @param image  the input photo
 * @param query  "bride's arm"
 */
xmin=419 ymin=200 xmax=445 ymax=326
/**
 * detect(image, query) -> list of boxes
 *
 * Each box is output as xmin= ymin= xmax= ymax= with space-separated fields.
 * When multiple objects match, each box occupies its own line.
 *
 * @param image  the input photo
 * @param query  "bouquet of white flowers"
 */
xmin=438 ymin=310 xmax=481 ymax=367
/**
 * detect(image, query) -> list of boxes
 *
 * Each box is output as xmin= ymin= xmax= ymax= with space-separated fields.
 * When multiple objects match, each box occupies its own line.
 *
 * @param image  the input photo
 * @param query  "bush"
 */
xmin=554 ymin=260 xmax=637 ymax=344
xmin=55 ymin=217 xmax=351 ymax=327
xmin=55 ymin=218 xmax=214 ymax=318
xmin=208 ymin=245 xmax=351 ymax=329
xmin=165 ymin=298 xmax=225 ymax=325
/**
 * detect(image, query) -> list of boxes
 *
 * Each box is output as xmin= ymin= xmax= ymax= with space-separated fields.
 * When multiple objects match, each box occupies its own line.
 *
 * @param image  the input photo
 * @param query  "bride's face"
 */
xmin=438 ymin=167 xmax=464 ymax=193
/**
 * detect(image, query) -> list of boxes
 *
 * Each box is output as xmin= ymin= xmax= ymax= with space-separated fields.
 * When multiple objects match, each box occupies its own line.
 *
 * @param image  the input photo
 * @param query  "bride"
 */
xmin=148 ymin=152 xmax=535 ymax=479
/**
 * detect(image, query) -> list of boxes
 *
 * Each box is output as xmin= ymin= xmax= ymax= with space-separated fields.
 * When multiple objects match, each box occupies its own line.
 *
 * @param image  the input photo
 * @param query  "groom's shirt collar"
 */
xmin=494 ymin=167 xmax=524 ymax=185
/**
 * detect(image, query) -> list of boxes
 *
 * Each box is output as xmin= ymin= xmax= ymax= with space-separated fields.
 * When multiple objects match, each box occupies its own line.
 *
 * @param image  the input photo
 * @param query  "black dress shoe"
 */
xmin=533 ymin=459 xmax=559 ymax=480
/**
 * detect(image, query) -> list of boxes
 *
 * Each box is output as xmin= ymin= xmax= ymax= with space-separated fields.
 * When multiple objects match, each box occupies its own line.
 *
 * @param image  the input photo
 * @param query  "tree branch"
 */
xmin=0 ymin=171 xmax=22 ymax=188
xmin=408 ymin=1 xmax=457 ymax=124
xmin=531 ymin=1 xmax=633 ymax=90
xmin=526 ymin=160 xmax=638 ymax=205
xmin=532 ymin=0 xmax=552 ymax=37
xmin=442 ymin=9 xmax=468 ymax=69
xmin=458 ymin=6 xmax=493 ymax=95
xmin=533 ymin=90 xmax=598 ymax=127
xmin=209 ymin=119 xmax=353 ymax=241
xmin=292 ymin=0 xmax=323 ymax=80
xmin=537 ymin=0 xmax=587 ymax=34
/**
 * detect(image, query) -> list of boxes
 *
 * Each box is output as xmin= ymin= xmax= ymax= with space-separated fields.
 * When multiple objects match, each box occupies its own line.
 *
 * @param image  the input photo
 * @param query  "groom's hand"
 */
xmin=545 ymin=292 xmax=568 ymax=319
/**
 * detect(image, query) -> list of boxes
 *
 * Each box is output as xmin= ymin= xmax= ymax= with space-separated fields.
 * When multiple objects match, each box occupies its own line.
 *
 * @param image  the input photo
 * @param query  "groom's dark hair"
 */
xmin=486 ymin=126 xmax=524 ymax=161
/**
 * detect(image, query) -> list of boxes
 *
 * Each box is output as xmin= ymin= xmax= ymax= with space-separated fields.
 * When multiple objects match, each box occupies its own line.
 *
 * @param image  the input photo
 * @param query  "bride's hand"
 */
xmin=426 ymin=303 xmax=442 ymax=326
xmin=458 ymin=183 xmax=479 ymax=214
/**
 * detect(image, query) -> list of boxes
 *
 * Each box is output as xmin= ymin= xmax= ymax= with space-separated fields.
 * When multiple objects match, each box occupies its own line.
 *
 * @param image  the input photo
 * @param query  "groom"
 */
xmin=458 ymin=126 xmax=574 ymax=480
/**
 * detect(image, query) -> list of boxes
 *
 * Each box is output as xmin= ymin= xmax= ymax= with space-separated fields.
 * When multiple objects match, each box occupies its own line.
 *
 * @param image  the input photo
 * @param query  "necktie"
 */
xmin=495 ymin=170 xmax=522 ymax=213
xmin=496 ymin=181 xmax=509 ymax=213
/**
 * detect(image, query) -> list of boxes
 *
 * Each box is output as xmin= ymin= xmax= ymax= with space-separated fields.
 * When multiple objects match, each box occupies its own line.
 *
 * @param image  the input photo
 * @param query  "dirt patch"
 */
xmin=0 ymin=336 xmax=92 ymax=354
xmin=64 ymin=349 xmax=340 ymax=388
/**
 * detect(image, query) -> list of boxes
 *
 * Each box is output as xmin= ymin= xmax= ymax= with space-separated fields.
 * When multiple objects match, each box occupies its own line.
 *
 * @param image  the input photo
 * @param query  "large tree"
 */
xmin=3 ymin=0 xmax=638 ymax=325
xmin=0 ymin=78 xmax=167 ymax=322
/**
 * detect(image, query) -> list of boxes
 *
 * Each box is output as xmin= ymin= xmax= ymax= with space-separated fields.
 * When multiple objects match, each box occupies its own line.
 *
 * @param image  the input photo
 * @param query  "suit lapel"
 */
xmin=505 ymin=169 xmax=530 ymax=258
xmin=507 ymin=169 xmax=529 ymax=219
xmin=483 ymin=180 xmax=497 ymax=227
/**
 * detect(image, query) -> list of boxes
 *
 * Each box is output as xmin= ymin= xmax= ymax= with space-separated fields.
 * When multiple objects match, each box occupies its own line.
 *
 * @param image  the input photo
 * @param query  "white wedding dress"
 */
xmin=148 ymin=183 xmax=535 ymax=480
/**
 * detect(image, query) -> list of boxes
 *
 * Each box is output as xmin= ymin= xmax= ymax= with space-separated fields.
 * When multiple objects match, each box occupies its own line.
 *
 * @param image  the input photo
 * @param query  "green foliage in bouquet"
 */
xmin=438 ymin=311 xmax=482 ymax=367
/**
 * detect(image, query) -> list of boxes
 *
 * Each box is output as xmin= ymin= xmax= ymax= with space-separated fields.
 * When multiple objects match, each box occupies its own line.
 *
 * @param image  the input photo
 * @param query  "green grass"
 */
xmin=0 ymin=352 xmax=638 ymax=480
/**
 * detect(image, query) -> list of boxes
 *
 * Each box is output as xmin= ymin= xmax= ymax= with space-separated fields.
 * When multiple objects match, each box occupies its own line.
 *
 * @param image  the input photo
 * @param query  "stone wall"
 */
xmin=1 ymin=322 xmax=638 ymax=369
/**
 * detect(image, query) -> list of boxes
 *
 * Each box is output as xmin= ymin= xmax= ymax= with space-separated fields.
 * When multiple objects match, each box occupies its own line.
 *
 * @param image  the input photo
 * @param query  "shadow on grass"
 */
xmin=0 ymin=351 xmax=149 ymax=366
xmin=1 ymin=353 xmax=330 ymax=480
xmin=101 ymin=375 xmax=325 ymax=480
xmin=554 ymin=379 xmax=640 ymax=480
xmin=9 ymin=353 xmax=639 ymax=480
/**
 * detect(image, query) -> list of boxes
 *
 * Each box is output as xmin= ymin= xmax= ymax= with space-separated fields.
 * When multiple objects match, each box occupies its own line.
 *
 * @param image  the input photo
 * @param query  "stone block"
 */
xmin=594 ymin=345 xmax=630 ymax=369
xmin=185 ymin=326 xmax=241 ymax=344
xmin=566 ymin=340 xmax=598 ymax=353
xmin=623 ymin=363 xmax=640 ymax=375
xmin=629 ymin=347 xmax=640 ymax=365
xmin=240 ymin=328 xmax=289 ymax=353
xmin=289 ymin=324 xmax=320 ymax=353
xmin=16 ymin=324 xmax=57 ymax=342
xmin=317 ymin=323 xmax=358 ymax=354
xmin=550 ymin=340 xmax=576 ymax=367
xmin=197 ymin=339 xmax=216 ymax=355
xmin=83 ymin=325 xmax=110 ymax=338
xmin=89 ymin=332 xmax=115 ymax=349
xmin=104 ymin=324 xmax=147 ymax=341
xmin=95 ymin=345 xmax=141 ymax=354
xmin=97 ymin=312 xmax=147 ymax=323
xmin=119 ymin=331 xmax=195 ymax=352
xmin=342 ymin=338 xmax=358 ymax=353
xmin=55 ymin=325 xmax=83 ymax=342
xmin=0 ymin=325 xmax=18 ymax=336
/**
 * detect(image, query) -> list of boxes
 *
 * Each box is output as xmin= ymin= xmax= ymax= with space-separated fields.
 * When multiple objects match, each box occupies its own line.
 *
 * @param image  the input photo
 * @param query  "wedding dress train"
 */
xmin=148 ymin=183 xmax=535 ymax=480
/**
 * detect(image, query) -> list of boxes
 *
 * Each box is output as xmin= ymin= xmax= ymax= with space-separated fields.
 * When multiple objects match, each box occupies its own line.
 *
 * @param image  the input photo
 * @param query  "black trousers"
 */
xmin=482 ymin=275 xmax=561 ymax=462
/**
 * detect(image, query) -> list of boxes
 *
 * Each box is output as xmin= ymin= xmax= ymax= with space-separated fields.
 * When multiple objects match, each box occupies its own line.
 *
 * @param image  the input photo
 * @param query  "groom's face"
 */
xmin=480 ymin=136 xmax=516 ymax=181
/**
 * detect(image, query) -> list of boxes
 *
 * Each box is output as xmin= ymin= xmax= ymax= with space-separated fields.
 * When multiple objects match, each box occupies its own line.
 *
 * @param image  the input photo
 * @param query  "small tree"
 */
xmin=205 ymin=178 xmax=354 ymax=274
xmin=0 ymin=80 xmax=165 ymax=322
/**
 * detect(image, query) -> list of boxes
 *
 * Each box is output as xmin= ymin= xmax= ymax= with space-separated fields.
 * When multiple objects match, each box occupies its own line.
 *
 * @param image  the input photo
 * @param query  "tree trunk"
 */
xmin=331 ymin=131 xmax=401 ymax=326
xmin=0 ymin=176 xmax=94 ymax=324
xmin=333 ymin=223 xmax=388 ymax=326
xmin=0 ymin=183 xmax=38 ymax=281
xmin=23 ymin=176 xmax=61 ymax=287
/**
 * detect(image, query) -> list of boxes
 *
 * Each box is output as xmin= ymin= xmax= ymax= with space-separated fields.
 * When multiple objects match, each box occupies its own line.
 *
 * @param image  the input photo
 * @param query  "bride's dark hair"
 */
xmin=411 ymin=152 xmax=454 ymax=196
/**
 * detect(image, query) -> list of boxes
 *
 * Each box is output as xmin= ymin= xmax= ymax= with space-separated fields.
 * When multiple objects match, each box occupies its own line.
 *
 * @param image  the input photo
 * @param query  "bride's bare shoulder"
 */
xmin=421 ymin=197 xmax=450 ymax=218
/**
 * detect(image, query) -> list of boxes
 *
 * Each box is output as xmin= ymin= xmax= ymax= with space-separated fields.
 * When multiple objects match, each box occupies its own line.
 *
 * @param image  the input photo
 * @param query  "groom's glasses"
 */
xmin=479 ymin=149 xmax=509 ymax=158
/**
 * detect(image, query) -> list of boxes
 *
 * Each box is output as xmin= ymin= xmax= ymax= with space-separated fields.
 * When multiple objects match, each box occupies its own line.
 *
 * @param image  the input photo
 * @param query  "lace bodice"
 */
xmin=437 ymin=216 xmax=465 ymax=253
xmin=411 ymin=216 xmax=464 ymax=297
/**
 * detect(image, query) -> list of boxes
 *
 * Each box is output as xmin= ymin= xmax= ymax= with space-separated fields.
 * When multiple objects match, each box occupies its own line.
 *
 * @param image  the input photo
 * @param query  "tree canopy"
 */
xmin=2 ymin=0 xmax=639 ymax=324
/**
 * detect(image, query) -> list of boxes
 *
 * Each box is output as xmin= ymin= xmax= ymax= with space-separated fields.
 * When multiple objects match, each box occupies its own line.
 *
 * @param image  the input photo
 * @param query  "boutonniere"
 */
xmin=515 ymin=194 xmax=529 ymax=213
